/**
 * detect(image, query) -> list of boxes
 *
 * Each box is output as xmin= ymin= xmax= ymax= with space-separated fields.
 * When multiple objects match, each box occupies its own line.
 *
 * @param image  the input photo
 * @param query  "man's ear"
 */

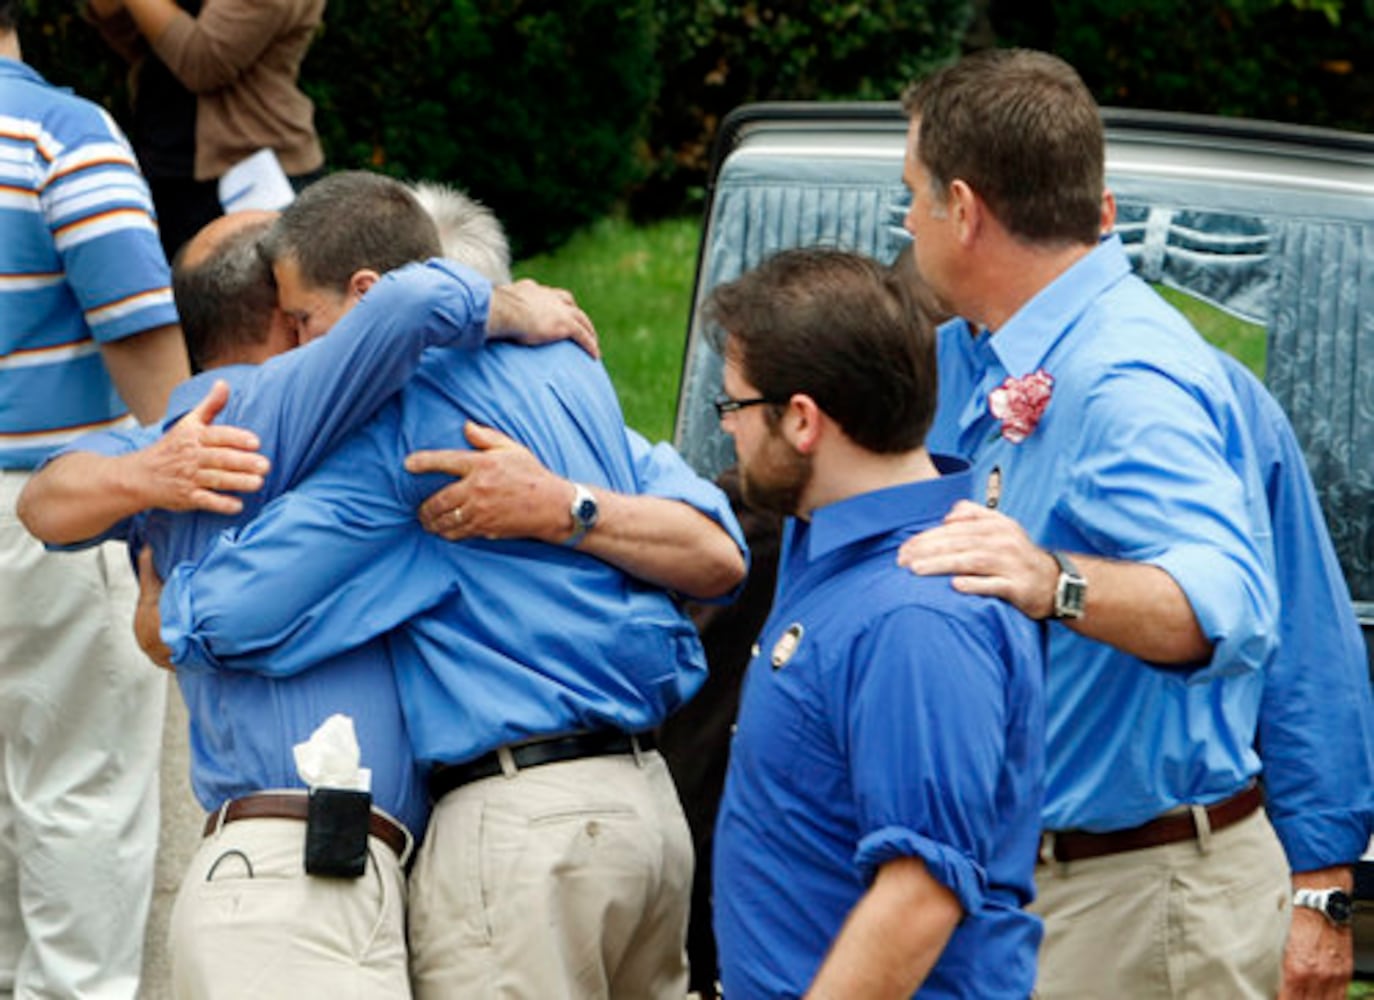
xmin=1101 ymin=188 xmax=1117 ymax=236
xmin=347 ymin=268 xmax=381 ymax=300
xmin=949 ymin=179 xmax=981 ymax=247
xmin=782 ymin=394 xmax=825 ymax=455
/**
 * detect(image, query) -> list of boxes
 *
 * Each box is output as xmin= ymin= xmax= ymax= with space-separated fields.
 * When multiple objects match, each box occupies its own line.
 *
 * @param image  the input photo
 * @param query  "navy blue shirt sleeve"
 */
xmin=837 ymin=604 xmax=1012 ymax=915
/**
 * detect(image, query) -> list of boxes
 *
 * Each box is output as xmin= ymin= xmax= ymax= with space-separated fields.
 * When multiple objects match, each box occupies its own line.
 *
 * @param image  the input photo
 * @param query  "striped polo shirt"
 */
xmin=0 ymin=57 xmax=178 ymax=468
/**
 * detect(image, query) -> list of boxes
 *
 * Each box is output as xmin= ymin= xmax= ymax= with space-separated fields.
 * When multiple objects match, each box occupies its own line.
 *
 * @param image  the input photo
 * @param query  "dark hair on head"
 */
xmin=172 ymin=217 xmax=278 ymax=371
xmin=260 ymin=171 xmax=441 ymax=292
xmin=706 ymin=247 xmax=938 ymax=455
xmin=0 ymin=3 xmax=17 ymax=32
xmin=903 ymin=48 xmax=1103 ymax=247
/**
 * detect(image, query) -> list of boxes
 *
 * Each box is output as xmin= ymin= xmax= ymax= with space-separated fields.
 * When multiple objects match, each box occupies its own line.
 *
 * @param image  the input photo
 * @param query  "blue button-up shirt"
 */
xmin=51 ymin=260 xmax=497 ymax=834
xmin=1219 ymin=355 xmax=1374 ymax=870
xmin=927 ymin=236 xmax=1279 ymax=833
xmin=714 ymin=463 xmax=1044 ymax=999
xmin=158 ymin=339 xmax=745 ymax=769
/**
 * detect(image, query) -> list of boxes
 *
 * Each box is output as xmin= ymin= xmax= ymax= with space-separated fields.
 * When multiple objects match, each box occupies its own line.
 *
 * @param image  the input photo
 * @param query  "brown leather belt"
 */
xmin=429 ymin=730 xmax=656 ymax=801
xmin=203 ymin=792 xmax=412 ymax=861
xmin=1039 ymin=783 xmax=1264 ymax=865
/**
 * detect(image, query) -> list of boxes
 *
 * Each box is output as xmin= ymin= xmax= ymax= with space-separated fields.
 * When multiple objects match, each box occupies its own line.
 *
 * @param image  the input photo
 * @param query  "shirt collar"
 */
xmin=0 ymin=58 xmax=49 ymax=88
xmin=988 ymin=234 xmax=1132 ymax=377
xmin=802 ymin=454 xmax=971 ymax=562
xmin=940 ymin=315 xmax=997 ymax=371
xmin=161 ymin=366 xmax=256 ymax=431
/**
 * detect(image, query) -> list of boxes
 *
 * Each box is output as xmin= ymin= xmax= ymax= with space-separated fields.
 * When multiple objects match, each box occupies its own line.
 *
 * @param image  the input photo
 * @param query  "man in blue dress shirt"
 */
xmin=706 ymin=248 xmax=1044 ymax=998
xmin=1219 ymin=351 xmax=1374 ymax=995
xmin=149 ymin=171 xmax=747 ymax=998
xmin=19 ymin=202 xmax=601 ymax=996
xmin=897 ymin=50 xmax=1290 ymax=997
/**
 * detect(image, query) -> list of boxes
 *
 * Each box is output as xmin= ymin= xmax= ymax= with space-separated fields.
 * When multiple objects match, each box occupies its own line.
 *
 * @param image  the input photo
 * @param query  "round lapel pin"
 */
xmin=771 ymin=623 xmax=804 ymax=670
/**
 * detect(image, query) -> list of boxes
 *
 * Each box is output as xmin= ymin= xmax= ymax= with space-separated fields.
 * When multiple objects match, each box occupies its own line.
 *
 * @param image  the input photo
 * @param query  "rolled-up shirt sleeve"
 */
xmin=840 ymin=606 xmax=1008 ymax=915
xmin=1063 ymin=366 xmax=1278 ymax=680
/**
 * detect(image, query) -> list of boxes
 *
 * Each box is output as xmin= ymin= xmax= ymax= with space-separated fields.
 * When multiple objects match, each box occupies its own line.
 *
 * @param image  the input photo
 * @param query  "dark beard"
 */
xmin=739 ymin=443 xmax=812 ymax=518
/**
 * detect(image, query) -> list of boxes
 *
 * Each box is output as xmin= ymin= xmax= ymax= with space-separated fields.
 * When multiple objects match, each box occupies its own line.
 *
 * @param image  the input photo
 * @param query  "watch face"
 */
xmin=574 ymin=496 xmax=599 ymax=527
xmin=1055 ymin=577 xmax=1087 ymax=618
xmin=1328 ymin=890 xmax=1353 ymax=924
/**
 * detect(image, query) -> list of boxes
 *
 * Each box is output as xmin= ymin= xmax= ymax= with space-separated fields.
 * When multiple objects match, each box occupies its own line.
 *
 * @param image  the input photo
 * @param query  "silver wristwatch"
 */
xmin=1293 ymin=887 xmax=1353 ymax=927
xmin=564 ymin=483 xmax=600 ymax=546
xmin=1049 ymin=550 xmax=1087 ymax=620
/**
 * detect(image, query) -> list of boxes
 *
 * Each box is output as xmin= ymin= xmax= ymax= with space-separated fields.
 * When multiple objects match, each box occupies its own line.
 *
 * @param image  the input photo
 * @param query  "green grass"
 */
xmin=1156 ymin=285 xmax=1267 ymax=377
xmin=514 ymin=219 xmax=1272 ymax=445
xmin=515 ymin=216 xmax=700 ymax=443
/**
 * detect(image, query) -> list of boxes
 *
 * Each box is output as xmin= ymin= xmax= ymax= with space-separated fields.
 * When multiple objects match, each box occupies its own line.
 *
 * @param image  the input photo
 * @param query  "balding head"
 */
xmin=173 ymin=211 xmax=293 ymax=371
xmin=181 ymin=210 xmax=277 ymax=271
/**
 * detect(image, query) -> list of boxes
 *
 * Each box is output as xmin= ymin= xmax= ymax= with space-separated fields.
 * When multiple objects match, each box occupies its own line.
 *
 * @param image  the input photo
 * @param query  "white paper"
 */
xmin=218 ymin=148 xmax=296 ymax=213
xmin=293 ymin=713 xmax=372 ymax=791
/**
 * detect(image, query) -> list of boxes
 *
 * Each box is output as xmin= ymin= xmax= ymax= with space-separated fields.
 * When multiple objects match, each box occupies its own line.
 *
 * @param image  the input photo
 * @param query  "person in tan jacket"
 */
xmin=88 ymin=0 xmax=326 ymax=258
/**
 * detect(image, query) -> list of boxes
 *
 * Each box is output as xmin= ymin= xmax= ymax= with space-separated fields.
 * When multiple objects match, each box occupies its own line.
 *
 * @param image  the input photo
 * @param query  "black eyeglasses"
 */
xmin=713 ymin=392 xmax=785 ymax=419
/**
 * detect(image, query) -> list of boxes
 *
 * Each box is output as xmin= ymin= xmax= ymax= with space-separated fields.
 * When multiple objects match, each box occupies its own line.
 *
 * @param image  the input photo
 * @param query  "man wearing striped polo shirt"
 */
xmin=0 ymin=5 xmax=190 ymax=996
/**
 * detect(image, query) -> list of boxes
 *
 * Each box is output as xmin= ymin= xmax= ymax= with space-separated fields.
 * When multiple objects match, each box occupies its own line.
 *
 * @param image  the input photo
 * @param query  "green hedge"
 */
xmin=301 ymin=0 xmax=660 ymax=257
xmin=989 ymin=0 xmax=1374 ymax=133
xmin=14 ymin=1 xmax=1373 ymax=255
xmin=634 ymin=0 xmax=974 ymax=217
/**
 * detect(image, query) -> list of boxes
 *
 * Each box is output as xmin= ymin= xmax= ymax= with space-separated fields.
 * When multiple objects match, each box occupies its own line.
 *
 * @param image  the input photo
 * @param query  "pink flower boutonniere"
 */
xmin=988 ymin=369 xmax=1054 ymax=444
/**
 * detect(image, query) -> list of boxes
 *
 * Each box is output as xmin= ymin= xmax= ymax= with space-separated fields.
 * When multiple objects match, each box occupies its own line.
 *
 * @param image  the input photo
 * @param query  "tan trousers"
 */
xmin=1034 ymin=809 xmax=1290 ymax=999
xmin=409 ymin=749 xmax=693 ymax=1000
xmin=170 ymin=816 xmax=410 ymax=999
xmin=0 ymin=471 xmax=164 ymax=999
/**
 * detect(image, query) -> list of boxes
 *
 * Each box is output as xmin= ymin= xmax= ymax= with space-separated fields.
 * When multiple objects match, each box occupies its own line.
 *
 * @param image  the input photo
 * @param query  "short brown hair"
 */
xmin=261 ymin=171 xmax=441 ymax=293
xmin=706 ymin=247 xmax=938 ymax=455
xmin=903 ymin=49 xmax=1103 ymax=247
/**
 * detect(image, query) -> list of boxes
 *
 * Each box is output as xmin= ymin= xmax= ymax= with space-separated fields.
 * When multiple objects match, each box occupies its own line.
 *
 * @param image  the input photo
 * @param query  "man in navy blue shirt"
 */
xmin=707 ymin=248 xmax=1044 ymax=998
xmin=149 ymin=171 xmax=747 ymax=998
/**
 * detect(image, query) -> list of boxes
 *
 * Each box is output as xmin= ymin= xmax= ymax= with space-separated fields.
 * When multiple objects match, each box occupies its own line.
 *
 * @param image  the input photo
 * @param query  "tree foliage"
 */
xmin=634 ymin=0 xmax=974 ymax=216
xmin=301 ymin=0 xmax=660 ymax=257
xmin=989 ymin=0 xmax=1374 ymax=132
xmin=12 ymin=1 xmax=1374 ymax=254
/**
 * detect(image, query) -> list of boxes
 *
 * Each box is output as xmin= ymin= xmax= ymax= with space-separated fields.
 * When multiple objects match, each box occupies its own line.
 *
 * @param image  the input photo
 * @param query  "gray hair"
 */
xmin=409 ymin=181 xmax=512 ymax=284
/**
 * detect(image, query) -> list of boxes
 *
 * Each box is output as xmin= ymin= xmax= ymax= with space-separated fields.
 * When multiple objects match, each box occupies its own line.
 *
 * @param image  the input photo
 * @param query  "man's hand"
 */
xmin=134 ymin=547 xmax=172 ymax=670
xmin=1280 ymin=868 xmax=1355 ymax=1000
xmin=406 ymin=422 xmax=575 ymax=543
xmin=139 ymin=379 xmax=269 ymax=515
xmin=486 ymin=279 xmax=599 ymax=359
xmin=897 ymin=500 xmax=1058 ymax=619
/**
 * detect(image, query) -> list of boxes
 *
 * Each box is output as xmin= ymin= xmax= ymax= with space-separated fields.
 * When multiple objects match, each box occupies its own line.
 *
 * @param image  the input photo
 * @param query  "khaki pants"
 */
xmin=171 ymin=816 xmax=410 ymax=999
xmin=0 ymin=471 xmax=164 ymax=999
xmin=409 ymin=749 xmax=693 ymax=1000
xmin=1034 ymin=809 xmax=1290 ymax=999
